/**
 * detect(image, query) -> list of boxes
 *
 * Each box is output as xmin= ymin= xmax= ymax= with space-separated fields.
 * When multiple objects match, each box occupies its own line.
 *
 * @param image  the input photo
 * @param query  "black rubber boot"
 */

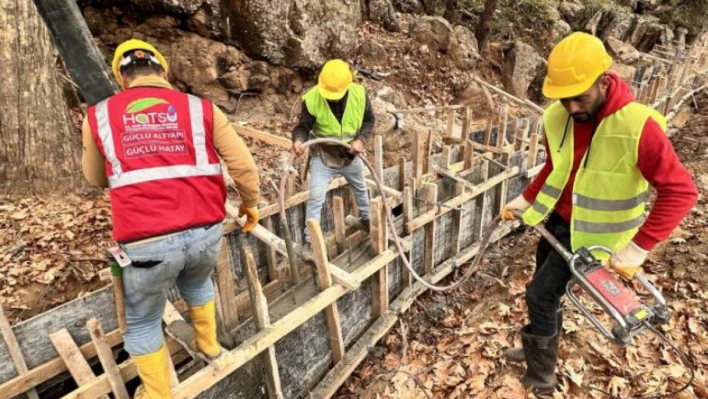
xmin=520 ymin=325 xmax=559 ymax=395
xmin=505 ymin=308 xmax=562 ymax=363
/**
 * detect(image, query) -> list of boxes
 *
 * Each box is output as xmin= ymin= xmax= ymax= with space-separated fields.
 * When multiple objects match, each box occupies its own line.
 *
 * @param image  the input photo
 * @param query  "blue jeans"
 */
xmin=304 ymin=156 xmax=370 ymax=243
xmin=121 ymin=224 xmax=222 ymax=355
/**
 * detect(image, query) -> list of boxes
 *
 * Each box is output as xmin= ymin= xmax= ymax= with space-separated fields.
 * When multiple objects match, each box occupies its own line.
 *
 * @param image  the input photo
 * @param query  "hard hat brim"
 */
xmin=542 ymin=76 xmax=597 ymax=100
xmin=318 ymin=85 xmax=348 ymax=101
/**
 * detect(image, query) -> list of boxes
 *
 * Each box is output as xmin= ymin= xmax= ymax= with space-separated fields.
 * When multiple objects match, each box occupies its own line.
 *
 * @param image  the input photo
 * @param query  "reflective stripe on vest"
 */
xmin=522 ymin=101 xmax=666 ymax=258
xmin=302 ymin=84 xmax=366 ymax=143
xmin=96 ymin=95 xmax=222 ymax=189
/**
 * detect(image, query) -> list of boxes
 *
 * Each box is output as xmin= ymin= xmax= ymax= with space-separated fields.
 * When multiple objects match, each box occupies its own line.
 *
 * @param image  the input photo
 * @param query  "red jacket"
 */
xmin=523 ymin=73 xmax=698 ymax=250
xmin=88 ymin=87 xmax=226 ymax=242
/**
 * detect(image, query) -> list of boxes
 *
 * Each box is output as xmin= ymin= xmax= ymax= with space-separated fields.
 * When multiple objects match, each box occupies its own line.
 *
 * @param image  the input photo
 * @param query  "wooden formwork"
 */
xmin=0 ymin=104 xmax=547 ymax=399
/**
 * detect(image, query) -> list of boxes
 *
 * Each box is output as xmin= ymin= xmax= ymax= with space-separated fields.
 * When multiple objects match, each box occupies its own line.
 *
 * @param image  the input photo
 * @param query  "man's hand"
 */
xmin=500 ymin=195 xmax=532 ymax=221
xmin=609 ymin=241 xmax=648 ymax=279
xmin=238 ymin=204 xmax=259 ymax=233
xmin=292 ymin=140 xmax=305 ymax=157
xmin=349 ymin=139 xmax=365 ymax=155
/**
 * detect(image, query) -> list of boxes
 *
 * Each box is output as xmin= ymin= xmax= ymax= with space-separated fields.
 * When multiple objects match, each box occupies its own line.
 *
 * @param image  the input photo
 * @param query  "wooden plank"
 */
xmin=463 ymin=140 xmax=474 ymax=170
xmin=374 ymin=135 xmax=384 ymax=182
xmin=461 ymin=107 xmax=471 ymax=140
xmin=231 ymin=124 xmax=292 ymax=149
xmin=243 ymin=247 xmax=284 ymax=399
xmin=412 ymin=129 xmax=425 ymax=184
xmin=214 ymin=237 xmax=239 ymax=334
xmin=251 ymin=177 xmax=348 ymax=221
xmin=0 ymin=305 xmax=39 ymax=399
xmin=472 ymin=76 xmax=545 ymax=113
xmin=370 ymin=198 xmax=389 ymax=319
xmin=391 ymin=104 xmax=465 ymax=114
xmin=423 ymin=183 xmax=438 ymax=273
xmin=441 ymin=145 xmax=452 ymax=169
xmin=473 ymin=160 xmax=491 ymax=241
xmin=49 ymin=329 xmax=110 ymax=399
xmin=398 ymin=157 xmax=407 ymax=191
xmin=306 ymin=219 xmax=346 ymax=364
xmin=333 ymin=196 xmax=346 ymax=254
xmin=450 ymin=180 xmax=465 ymax=257
xmin=406 ymin=167 xmax=519 ymax=232
xmin=328 ymin=265 xmax=361 ymax=291
xmin=483 ymin=120 xmax=493 ymax=145
xmin=495 ymin=153 xmax=512 ymax=216
xmin=424 ymin=129 xmax=433 ymax=175
xmin=525 ymin=163 xmax=546 ymax=178
xmin=445 ymin=109 xmax=455 ymax=140
xmin=497 ymin=105 xmax=509 ymax=148
xmin=527 ymin=130 xmax=540 ymax=170
xmin=86 ymin=318 xmax=130 ymax=399
xmin=471 ymin=141 xmax=512 ymax=155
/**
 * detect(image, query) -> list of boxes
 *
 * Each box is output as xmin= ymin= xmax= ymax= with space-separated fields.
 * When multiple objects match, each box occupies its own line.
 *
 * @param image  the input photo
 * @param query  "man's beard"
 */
xmin=571 ymin=94 xmax=605 ymax=122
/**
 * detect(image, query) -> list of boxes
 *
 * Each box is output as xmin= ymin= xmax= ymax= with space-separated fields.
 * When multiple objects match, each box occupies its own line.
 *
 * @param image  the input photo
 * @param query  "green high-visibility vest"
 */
xmin=302 ymin=83 xmax=366 ymax=144
xmin=522 ymin=101 xmax=667 ymax=260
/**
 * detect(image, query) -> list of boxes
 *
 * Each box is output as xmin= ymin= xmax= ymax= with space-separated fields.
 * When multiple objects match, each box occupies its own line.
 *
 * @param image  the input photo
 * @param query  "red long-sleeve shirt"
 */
xmin=523 ymin=73 xmax=698 ymax=251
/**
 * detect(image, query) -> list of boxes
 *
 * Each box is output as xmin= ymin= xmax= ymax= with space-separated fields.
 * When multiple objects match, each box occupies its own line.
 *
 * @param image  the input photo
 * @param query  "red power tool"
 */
xmin=520 ymin=213 xmax=670 ymax=347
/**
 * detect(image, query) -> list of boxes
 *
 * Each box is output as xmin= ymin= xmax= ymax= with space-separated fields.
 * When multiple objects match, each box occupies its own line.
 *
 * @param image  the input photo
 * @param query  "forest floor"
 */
xmin=334 ymin=104 xmax=708 ymax=398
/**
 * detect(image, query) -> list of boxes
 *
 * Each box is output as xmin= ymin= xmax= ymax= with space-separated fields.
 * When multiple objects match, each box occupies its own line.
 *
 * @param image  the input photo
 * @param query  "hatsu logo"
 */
xmin=122 ymin=98 xmax=178 ymax=125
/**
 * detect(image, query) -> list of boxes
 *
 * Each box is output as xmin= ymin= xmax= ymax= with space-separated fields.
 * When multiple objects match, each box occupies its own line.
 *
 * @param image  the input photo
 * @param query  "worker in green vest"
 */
xmin=500 ymin=32 xmax=698 ymax=396
xmin=292 ymin=59 xmax=376 ymax=259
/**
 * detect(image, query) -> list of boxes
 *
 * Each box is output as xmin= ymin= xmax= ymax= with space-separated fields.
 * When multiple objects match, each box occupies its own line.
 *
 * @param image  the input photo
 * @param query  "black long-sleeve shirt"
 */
xmin=291 ymin=91 xmax=376 ymax=143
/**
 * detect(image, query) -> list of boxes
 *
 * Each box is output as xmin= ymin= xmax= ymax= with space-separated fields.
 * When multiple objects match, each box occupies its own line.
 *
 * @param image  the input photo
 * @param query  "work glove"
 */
xmin=500 ymin=195 xmax=531 ymax=221
xmin=349 ymin=139 xmax=365 ymax=155
xmin=238 ymin=204 xmax=259 ymax=233
xmin=608 ymin=241 xmax=648 ymax=279
xmin=292 ymin=140 xmax=305 ymax=157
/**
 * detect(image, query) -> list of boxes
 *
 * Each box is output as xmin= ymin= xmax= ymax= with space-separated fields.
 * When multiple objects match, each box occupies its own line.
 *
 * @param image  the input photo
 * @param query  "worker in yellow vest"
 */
xmin=292 ymin=59 xmax=376 ymax=259
xmin=500 ymin=32 xmax=698 ymax=396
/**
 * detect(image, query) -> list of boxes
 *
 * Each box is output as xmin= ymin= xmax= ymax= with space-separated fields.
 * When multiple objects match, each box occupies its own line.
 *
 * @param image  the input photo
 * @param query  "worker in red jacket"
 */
xmin=83 ymin=39 xmax=260 ymax=398
xmin=500 ymin=32 xmax=698 ymax=396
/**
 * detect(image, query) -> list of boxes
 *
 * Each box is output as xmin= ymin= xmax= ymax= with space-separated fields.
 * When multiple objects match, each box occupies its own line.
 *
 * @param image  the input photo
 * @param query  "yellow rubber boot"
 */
xmin=189 ymin=300 xmax=222 ymax=358
xmin=133 ymin=344 xmax=172 ymax=399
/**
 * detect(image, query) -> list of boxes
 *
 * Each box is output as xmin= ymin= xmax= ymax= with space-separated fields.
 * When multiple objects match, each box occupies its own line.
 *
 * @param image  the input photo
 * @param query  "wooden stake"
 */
xmin=374 ymin=135 xmax=384 ymax=181
xmin=214 ymin=237 xmax=239 ymax=335
xmin=370 ymin=198 xmax=389 ymax=318
xmin=423 ymin=183 xmax=438 ymax=273
xmin=333 ymin=196 xmax=346 ymax=254
xmin=398 ymin=157 xmax=407 ymax=191
xmin=49 ymin=329 xmax=110 ymax=399
xmin=495 ymin=152 xmax=512 ymax=215
xmin=441 ymin=145 xmax=452 ymax=169
xmin=424 ymin=129 xmax=433 ymax=175
xmin=0 ymin=305 xmax=40 ymax=399
xmin=307 ymin=219 xmax=346 ymax=364
xmin=450 ymin=180 xmax=465 ymax=257
xmin=483 ymin=119 xmax=493 ymax=145
xmin=401 ymin=187 xmax=413 ymax=290
xmin=413 ymin=129 xmax=425 ymax=185
xmin=445 ymin=109 xmax=456 ymax=140
xmin=463 ymin=140 xmax=474 ymax=170
xmin=86 ymin=318 xmax=130 ymax=399
xmin=461 ymin=107 xmax=471 ymax=141
xmin=497 ymin=105 xmax=509 ymax=149
xmin=243 ymin=248 xmax=284 ymax=399
xmin=473 ymin=161 xmax=491 ymax=241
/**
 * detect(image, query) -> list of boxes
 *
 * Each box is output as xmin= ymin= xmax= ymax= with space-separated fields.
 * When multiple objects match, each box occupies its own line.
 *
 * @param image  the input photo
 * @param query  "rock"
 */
xmin=410 ymin=16 xmax=453 ymax=51
xmin=558 ymin=1 xmax=585 ymax=24
xmin=187 ymin=5 xmax=223 ymax=39
xmin=502 ymin=41 xmax=544 ymax=99
xmin=391 ymin=0 xmax=423 ymax=13
xmin=169 ymin=32 xmax=249 ymax=106
xmin=231 ymin=0 xmax=361 ymax=68
xmin=420 ymin=0 xmax=447 ymax=16
xmin=128 ymin=0 xmax=207 ymax=14
xmin=605 ymin=12 xmax=637 ymax=42
xmin=552 ymin=19 xmax=572 ymax=43
xmin=697 ymin=175 xmax=708 ymax=192
xmin=629 ymin=19 xmax=664 ymax=52
xmin=660 ymin=27 xmax=675 ymax=46
xmin=83 ymin=6 xmax=120 ymax=40
xmin=454 ymin=81 xmax=495 ymax=113
xmin=136 ymin=15 xmax=181 ymax=39
xmin=371 ymin=98 xmax=398 ymax=136
xmin=636 ymin=0 xmax=661 ymax=12
xmin=448 ymin=26 xmax=479 ymax=71
xmin=269 ymin=68 xmax=303 ymax=95
xmin=368 ymin=0 xmax=400 ymax=32
xmin=606 ymin=37 xmax=641 ymax=65
xmin=246 ymin=61 xmax=271 ymax=92
xmin=359 ymin=41 xmax=389 ymax=67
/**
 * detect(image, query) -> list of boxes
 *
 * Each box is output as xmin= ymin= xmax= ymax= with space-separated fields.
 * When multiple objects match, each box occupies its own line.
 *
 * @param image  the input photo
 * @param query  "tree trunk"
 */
xmin=475 ymin=0 xmax=498 ymax=50
xmin=0 ymin=0 xmax=85 ymax=196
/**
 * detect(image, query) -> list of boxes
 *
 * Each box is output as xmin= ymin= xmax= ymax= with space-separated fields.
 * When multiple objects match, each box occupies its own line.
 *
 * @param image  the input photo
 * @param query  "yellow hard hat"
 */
xmin=112 ymin=39 xmax=169 ymax=87
xmin=543 ymin=32 xmax=613 ymax=99
xmin=318 ymin=59 xmax=354 ymax=100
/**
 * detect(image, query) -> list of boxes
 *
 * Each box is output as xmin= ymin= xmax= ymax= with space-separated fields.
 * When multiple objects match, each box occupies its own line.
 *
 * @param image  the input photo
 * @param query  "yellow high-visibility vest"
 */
xmin=522 ymin=101 xmax=667 ymax=259
xmin=302 ymin=83 xmax=366 ymax=144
